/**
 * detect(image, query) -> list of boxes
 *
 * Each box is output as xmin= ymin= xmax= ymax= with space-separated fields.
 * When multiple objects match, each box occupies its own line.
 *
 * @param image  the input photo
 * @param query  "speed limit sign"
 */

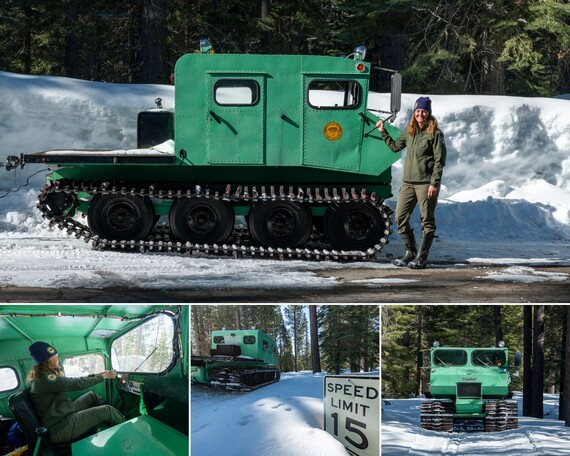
xmin=324 ymin=375 xmax=379 ymax=456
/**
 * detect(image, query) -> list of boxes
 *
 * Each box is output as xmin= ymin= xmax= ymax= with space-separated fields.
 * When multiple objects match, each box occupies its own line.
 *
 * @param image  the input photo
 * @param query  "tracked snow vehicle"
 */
xmin=421 ymin=342 xmax=521 ymax=432
xmin=191 ymin=329 xmax=280 ymax=391
xmin=3 ymin=43 xmax=402 ymax=261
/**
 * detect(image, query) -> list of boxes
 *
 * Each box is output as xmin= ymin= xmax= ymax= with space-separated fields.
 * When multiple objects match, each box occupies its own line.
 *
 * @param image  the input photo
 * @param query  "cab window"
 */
xmin=0 ymin=366 xmax=19 ymax=392
xmin=111 ymin=314 xmax=175 ymax=374
xmin=244 ymin=336 xmax=256 ymax=344
xmin=472 ymin=350 xmax=507 ymax=367
xmin=307 ymin=79 xmax=361 ymax=109
xmin=214 ymin=79 xmax=259 ymax=106
xmin=63 ymin=354 xmax=105 ymax=378
xmin=433 ymin=349 xmax=467 ymax=366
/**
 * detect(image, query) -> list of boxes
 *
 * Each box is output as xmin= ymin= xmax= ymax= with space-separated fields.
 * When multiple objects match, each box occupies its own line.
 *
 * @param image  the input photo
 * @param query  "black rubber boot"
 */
xmin=392 ymin=231 xmax=417 ymax=267
xmin=408 ymin=232 xmax=435 ymax=269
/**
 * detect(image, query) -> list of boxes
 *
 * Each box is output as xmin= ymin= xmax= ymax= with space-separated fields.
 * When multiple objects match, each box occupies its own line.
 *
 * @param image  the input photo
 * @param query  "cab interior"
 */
xmin=0 ymin=305 xmax=188 ymax=456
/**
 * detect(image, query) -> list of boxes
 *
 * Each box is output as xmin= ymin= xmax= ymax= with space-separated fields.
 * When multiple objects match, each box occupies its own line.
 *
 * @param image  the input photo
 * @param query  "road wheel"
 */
xmin=249 ymin=201 xmax=312 ymax=248
xmin=169 ymin=197 xmax=234 ymax=244
xmin=88 ymin=194 xmax=155 ymax=240
xmin=324 ymin=202 xmax=387 ymax=251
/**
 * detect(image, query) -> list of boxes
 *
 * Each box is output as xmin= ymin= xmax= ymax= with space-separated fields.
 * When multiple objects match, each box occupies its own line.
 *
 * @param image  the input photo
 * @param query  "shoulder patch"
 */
xmin=47 ymin=373 xmax=57 ymax=382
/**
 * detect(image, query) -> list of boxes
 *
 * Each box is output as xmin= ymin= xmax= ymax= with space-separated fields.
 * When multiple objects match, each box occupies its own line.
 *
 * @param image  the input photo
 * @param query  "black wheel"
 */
xmin=39 ymin=190 xmax=76 ymax=218
xmin=169 ymin=197 xmax=234 ymax=244
xmin=324 ymin=202 xmax=387 ymax=251
xmin=88 ymin=194 xmax=155 ymax=240
xmin=249 ymin=200 xmax=312 ymax=248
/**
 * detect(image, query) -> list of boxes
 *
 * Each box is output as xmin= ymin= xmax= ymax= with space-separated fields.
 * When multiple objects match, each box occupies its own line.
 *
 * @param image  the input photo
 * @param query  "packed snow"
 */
xmin=0 ymin=70 xmax=570 ymax=291
xmin=191 ymin=371 xmax=362 ymax=456
xmin=382 ymin=393 xmax=570 ymax=455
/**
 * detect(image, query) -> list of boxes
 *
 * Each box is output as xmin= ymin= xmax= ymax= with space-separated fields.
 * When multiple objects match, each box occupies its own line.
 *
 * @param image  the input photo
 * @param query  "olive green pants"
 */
xmin=395 ymin=182 xmax=438 ymax=235
xmin=50 ymin=391 xmax=125 ymax=443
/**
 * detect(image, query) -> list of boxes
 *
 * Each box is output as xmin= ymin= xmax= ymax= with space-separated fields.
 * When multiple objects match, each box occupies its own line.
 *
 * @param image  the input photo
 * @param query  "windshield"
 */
xmin=111 ymin=314 xmax=175 ymax=373
xmin=472 ymin=350 xmax=507 ymax=367
xmin=433 ymin=349 xmax=467 ymax=366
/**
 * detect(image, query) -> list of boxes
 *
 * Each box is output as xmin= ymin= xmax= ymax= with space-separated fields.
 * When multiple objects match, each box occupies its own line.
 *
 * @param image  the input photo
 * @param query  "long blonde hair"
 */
xmin=407 ymin=114 xmax=438 ymax=137
xmin=26 ymin=360 xmax=63 ymax=384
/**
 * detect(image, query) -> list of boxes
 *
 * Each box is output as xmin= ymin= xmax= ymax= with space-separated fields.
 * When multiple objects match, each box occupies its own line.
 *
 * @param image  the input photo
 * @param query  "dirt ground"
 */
xmin=1 ymin=264 xmax=569 ymax=303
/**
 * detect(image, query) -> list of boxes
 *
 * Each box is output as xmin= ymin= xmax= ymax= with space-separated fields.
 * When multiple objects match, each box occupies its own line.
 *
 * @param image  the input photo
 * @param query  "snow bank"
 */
xmin=191 ymin=372 xmax=349 ymax=456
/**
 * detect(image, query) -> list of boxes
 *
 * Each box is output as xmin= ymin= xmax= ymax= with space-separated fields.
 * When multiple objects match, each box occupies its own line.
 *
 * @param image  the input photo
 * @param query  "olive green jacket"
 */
xmin=381 ymin=127 xmax=447 ymax=186
xmin=30 ymin=372 xmax=104 ymax=429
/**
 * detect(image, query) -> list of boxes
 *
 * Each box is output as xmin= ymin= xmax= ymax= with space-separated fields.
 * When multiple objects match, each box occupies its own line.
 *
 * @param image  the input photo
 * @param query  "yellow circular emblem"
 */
xmin=47 ymin=374 xmax=57 ymax=381
xmin=323 ymin=122 xmax=342 ymax=141
xmin=47 ymin=347 xmax=56 ymax=354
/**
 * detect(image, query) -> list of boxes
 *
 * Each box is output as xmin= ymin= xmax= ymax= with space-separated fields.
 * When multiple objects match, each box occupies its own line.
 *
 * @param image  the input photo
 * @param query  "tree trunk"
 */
xmin=415 ymin=306 xmax=423 ymax=397
xmin=531 ymin=305 xmax=544 ymax=418
xmin=560 ymin=308 xmax=568 ymax=420
xmin=564 ymin=306 xmax=570 ymax=427
xmin=523 ymin=306 xmax=533 ymax=417
xmin=493 ymin=305 xmax=503 ymax=345
xmin=309 ymin=305 xmax=321 ymax=373
xmin=372 ymin=34 xmax=405 ymax=92
xmin=235 ymin=306 xmax=241 ymax=330
xmin=293 ymin=308 xmax=298 ymax=372
xmin=481 ymin=29 xmax=505 ymax=95
xmin=64 ymin=0 xmax=80 ymax=79
xmin=137 ymin=0 xmax=167 ymax=83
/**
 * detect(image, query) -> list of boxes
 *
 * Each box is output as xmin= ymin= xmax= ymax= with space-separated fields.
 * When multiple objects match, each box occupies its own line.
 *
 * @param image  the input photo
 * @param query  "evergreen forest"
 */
xmin=1 ymin=1 xmax=569 ymax=96
xmin=191 ymin=304 xmax=379 ymax=374
xmin=382 ymin=305 xmax=570 ymax=424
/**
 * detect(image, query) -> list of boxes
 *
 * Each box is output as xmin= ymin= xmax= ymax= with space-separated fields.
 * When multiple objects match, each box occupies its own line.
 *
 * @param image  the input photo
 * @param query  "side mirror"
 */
xmin=390 ymin=72 xmax=402 ymax=116
xmin=514 ymin=351 xmax=522 ymax=368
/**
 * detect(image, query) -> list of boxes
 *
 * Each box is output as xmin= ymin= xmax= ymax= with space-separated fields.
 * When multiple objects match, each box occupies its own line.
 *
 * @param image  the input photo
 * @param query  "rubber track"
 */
xmin=37 ymin=180 xmax=392 ymax=262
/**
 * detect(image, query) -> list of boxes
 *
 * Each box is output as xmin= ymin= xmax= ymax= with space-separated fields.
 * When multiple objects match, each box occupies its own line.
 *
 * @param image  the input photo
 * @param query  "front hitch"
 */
xmin=2 ymin=154 xmax=24 ymax=171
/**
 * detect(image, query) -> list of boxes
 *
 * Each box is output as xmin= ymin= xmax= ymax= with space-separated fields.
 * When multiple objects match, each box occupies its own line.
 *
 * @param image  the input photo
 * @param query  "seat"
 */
xmin=8 ymin=388 xmax=71 ymax=456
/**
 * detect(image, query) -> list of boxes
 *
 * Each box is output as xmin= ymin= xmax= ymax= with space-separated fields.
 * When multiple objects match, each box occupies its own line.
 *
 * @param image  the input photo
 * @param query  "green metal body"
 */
xmin=72 ymin=415 xmax=187 ymax=456
xmin=41 ymin=51 xmax=400 ymax=218
xmin=191 ymin=329 xmax=278 ymax=385
xmin=0 ymin=305 xmax=188 ymax=456
xmin=428 ymin=346 xmax=512 ymax=418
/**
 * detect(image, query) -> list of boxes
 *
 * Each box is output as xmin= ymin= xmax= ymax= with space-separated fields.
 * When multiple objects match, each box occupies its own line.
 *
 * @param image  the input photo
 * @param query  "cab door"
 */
xmin=302 ymin=77 xmax=364 ymax=172
xmin=206 ymin=75 xmax=266 ymax=165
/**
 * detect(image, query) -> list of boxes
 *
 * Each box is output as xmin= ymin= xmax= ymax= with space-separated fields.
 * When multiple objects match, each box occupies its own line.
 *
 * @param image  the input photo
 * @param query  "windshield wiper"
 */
xmin=134 ymin=347 xmax=158 ymax=372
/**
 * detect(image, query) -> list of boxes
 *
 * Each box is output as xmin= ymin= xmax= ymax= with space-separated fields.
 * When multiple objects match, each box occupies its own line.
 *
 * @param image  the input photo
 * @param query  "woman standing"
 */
xmin=376 ymin=96 xmax=447 ymax=269
xmin=27 ymin=341 xmax=124 ymax=444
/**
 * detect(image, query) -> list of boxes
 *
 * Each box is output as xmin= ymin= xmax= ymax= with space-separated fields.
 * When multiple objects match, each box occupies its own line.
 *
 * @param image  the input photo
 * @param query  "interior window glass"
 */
xmin=111 ymin=314 xmax=175 ymax=373
xmin=214 ymin=80 xmax=259 ymax=106
xmin=433 ymin=349 xmax=467 ymax=366
xmin=0 ymin=367 xmax=19 ymax=392
xmin=63 ymin=354 xmax=105 ymax=378
xmin=472 ymin=350 xmax=507 ymax=367
xmin=243 ymin=336 xmax=256 ymax=344
xmin=307 ymin=80 xmax=361 ymax=109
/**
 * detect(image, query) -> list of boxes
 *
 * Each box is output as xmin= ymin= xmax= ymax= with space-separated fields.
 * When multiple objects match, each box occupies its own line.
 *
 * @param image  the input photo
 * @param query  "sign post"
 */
xmin=323 ymin=374 xmax=379 ymax=456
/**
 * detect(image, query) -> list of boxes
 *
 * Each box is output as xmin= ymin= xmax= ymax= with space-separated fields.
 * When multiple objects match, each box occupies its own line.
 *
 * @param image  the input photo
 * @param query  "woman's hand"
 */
xmin=102 ymin=370 xmax=117 ymax=380
xmin=428 ymin=185 xmax=439 ymax=199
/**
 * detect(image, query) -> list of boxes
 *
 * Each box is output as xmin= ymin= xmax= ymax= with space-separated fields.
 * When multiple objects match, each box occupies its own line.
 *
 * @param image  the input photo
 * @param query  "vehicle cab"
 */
xmin=0 ymin=305 xmax=188 ymax=456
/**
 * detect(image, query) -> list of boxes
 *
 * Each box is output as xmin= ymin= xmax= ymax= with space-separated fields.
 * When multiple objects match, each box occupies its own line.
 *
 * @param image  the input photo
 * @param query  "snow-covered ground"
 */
xmin=382 ymin=393 xmax=570 ymax=455
xmin=191 ymin=372 xmax=356 ymax=456
xmin=0 ymin=71 xmax=569 ymax=290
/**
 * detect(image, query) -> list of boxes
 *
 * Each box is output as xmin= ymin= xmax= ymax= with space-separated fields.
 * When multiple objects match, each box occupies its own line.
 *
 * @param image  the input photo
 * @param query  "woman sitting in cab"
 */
xmin=27 ymin=341 xmax=124 ymax=444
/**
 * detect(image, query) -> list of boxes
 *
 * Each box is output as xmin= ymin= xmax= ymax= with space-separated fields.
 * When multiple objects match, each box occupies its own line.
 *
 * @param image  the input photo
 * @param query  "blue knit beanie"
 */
xmin=29 ymin=341 xmax=58 ymax=365
xmin=414 ymin=96 xmax=432 ymax=115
